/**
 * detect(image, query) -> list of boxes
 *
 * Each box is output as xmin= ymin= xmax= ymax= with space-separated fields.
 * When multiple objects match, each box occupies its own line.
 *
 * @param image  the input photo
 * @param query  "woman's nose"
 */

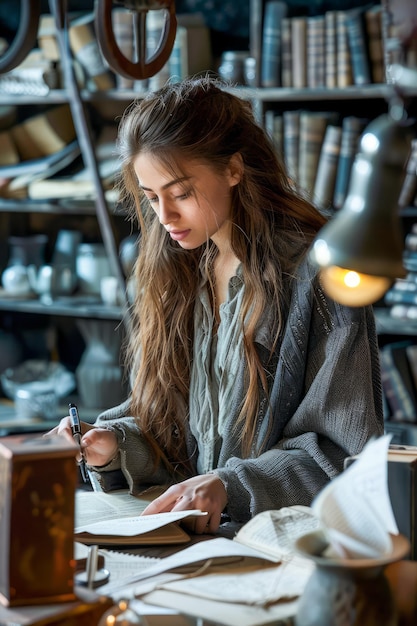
xmin=158 ymin=199 xmax=178 ymax=225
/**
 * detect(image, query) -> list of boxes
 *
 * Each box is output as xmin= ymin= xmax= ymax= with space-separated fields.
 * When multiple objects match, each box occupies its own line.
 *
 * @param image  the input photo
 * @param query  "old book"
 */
xmin=364 ymin=4 xmax=385 ymax=83
xmin=405 ymin=344 xmax=417 ymax=395
xmin=260 ymin=1 xmax=288 ymax=87
xmin=10 ymin=105 xmax=76 ymax=161
xmin=399 ymin=139 xmax=417 ymax=208
xmin=306 ymin=15 xmax=325 ymax=88
xmin=264 ymin=110 xmax=283 ymax=156
xmin=380 ymin=342 xmax=417 ymax=423
xmin=298 ymin=111 xmax=330 ymax=197
xmin=283 ymin=109 xmax=300 ymax=183
xmin=0 ymin=130 xmax=19 ymax=166
xmin=336 ymin=10 xmax=353 ymax=87
xmin=325 ymin=10 xmax=338 ymax=88
xmin=333 ymin=115 xmax=364 ymax=209
xmin=111 ymin=8 xmax=134 ymax=89
xmin=346 ymin=6 xmax=372 ymax=86
xmin=4 ymin=140 xmax=81 ymax=193
xmin=386 ymin=447 xmax=417 ymax=560
xmin=291 ymin=16 xmax=307 ymax=88
xmin=74 ymin=489 xmax=206 ymax=546
xmin=37 ymin=14 xmax=60 ymax=61
xmin=69 ymin=14 xmax=115 ymax=91
xmin=313 ymin=124 xmax=342 ymax=209
xmin=281 ymin=16 xmax=292 ymax=87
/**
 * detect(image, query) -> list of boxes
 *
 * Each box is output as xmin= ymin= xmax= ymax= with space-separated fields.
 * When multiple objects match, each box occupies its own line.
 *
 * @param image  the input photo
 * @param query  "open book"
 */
xmin=74 ymin=488 xmax=206 ymax=545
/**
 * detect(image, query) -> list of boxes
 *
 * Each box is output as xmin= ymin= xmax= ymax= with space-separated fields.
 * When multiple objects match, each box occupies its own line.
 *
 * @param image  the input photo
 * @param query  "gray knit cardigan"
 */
xmin=89 ymin=257 xmax=384 ymax=523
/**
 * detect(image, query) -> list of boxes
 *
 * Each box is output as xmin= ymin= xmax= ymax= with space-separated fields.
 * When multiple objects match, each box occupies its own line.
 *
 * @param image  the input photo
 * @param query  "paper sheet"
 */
xmin=312 ymin=433 xmax=399 ymax=558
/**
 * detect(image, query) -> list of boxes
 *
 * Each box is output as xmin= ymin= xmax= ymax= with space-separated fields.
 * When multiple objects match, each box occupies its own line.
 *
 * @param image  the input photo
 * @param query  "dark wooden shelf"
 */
xmin=0 ymin=197 xmax=128 ymax=216
xmin=0 ymin=295 xmax=124 ymax=320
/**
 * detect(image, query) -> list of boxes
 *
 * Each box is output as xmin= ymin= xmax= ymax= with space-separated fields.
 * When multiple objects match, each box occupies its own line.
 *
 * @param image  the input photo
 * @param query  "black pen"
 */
xmin=68 ymin=403 xmax=89 ymax=483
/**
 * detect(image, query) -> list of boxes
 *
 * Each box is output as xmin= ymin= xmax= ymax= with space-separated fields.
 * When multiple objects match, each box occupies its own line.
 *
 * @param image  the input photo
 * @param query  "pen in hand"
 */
xmin=68 ymin=403 xmax=89 ymax=483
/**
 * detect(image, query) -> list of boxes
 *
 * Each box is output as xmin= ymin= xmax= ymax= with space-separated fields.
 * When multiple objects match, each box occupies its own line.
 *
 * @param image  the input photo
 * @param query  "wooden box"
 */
xmin=0 ymin=434 xmax=78 ymax=607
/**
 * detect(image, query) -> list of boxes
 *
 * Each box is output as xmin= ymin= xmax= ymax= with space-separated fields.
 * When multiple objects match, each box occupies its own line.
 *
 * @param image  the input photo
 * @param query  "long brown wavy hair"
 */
xmin=117 ymin=76 xmax=326 ymax=475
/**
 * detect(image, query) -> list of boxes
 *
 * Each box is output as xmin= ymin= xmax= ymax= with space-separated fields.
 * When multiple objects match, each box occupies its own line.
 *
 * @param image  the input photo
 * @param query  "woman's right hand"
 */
xmin=46 ymin=418 xmax=119 ymax=467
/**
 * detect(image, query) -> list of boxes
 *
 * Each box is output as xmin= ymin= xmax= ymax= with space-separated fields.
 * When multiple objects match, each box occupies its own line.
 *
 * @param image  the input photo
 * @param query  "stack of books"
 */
xmin=265 ymin=109 xmax=367 ymax=210
xmin=260 ymin=3 xmax=385 ymax=89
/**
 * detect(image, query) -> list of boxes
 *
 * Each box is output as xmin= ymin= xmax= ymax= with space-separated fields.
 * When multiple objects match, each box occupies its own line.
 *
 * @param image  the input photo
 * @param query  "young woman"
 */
xmin=50 ymin=76 xmax=384 ymax=533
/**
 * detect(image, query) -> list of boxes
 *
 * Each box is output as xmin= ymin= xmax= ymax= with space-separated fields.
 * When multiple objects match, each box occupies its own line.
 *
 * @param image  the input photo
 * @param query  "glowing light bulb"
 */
xmin=319 ymin=266 xmax=392 ymax=306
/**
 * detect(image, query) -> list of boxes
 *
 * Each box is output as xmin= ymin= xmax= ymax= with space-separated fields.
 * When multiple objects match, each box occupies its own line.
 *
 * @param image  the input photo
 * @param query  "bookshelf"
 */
xmin=248 ymin=0 xmax=417 ymax=436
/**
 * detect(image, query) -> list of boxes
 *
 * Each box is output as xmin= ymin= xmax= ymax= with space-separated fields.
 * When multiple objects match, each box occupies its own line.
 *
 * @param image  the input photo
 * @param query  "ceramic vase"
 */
xmin=75 ymin=319 xmax=127 ymax=409
xmin=294 ymin=530 xmax=410 ymax=626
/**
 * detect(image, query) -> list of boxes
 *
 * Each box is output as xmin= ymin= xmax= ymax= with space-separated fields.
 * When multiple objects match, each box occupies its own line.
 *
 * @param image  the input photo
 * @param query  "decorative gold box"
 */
xmin=0 ymin=433 xmax=78 ymax=607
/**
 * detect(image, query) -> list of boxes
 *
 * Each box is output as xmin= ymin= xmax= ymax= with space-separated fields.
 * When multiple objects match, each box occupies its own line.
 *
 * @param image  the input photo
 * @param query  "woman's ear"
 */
xmin=228 ymin=152 xmax=244 ymax=187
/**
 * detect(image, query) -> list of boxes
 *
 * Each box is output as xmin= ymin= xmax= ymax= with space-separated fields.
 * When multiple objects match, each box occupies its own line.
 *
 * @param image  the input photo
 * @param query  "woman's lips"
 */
xmin=168 ymin=229 xmax=191 ymax=241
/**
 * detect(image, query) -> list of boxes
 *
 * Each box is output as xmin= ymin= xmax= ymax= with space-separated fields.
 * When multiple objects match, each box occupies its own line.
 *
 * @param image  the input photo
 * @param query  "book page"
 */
xmin=135 ymin=554 xmax=313 ymax=606
xmin=233 ymin=506 xmax=320 ymax=561
xmin=75 ymin=510 xmax=207 ymax=537
xmin=75 ymin=486 xmax=167 ymax=527
xmin=93 ymin=536 xmax=280 ymax=595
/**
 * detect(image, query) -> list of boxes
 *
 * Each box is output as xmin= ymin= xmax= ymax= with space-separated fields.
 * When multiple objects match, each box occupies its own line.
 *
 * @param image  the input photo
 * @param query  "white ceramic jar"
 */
xmin=76 ymin=243 xmax=113 ymax=295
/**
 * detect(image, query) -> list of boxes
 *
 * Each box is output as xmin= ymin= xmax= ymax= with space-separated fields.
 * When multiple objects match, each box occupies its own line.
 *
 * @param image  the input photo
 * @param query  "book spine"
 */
xmin=333 ymin=116 xmax=364 ymax=210
xmin=325 ymin=11 xmax=338 ymax=89
xmin=313 ymin=124 xmax=342 ymax=209
xmin=264 ymin=110 xmax=283 ymax=156
xmin=380 ymin=347 xmax=417 ymax=422
xmin=336 ymin=11 xmax=353 ymax=87
xmin=298 ymin=111 xmax=329 ymax=196
xmin=364 ymin=4 xmax=385 ymax=84
xmin=346 ymin=8 xmax=372 ymax=86
xmin=291 ymin=17 xmax=307 ymax=89
xmin=250 ymin=0 xmax=264 ymax=86
xmin=399 ymin=139 xmax=417 ymax=208
xmin=307 ymin=16 xmax=325 ymax=88
xmin=283 ymin=110 xmax=300 ymax=183
xmin=260 ymin=1 xmax=288 ymax=88
xmin=281 ymin=17 xmax=293 ymax=88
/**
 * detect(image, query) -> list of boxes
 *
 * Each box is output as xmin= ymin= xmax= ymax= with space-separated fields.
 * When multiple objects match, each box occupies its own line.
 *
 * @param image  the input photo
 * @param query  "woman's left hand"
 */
xmin=141 ymin=474 xmax=228 ymax=533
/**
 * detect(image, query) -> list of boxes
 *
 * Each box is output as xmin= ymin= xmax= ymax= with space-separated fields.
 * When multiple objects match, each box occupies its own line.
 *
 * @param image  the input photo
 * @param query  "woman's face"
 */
xmin=133 ymin=153 xmax=241 ymax=250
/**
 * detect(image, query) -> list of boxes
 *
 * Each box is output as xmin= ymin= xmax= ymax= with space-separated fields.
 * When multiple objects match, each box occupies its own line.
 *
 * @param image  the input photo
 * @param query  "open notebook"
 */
xmin=75 ymin=487 xmax=206 ymax=545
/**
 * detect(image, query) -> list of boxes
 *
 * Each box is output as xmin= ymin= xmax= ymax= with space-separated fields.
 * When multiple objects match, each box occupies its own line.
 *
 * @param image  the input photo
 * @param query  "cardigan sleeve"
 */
xmin=87 ymin=398 xmax=175 ymax=493
xmin=214 ymin=280 xmax=384 ymax=523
